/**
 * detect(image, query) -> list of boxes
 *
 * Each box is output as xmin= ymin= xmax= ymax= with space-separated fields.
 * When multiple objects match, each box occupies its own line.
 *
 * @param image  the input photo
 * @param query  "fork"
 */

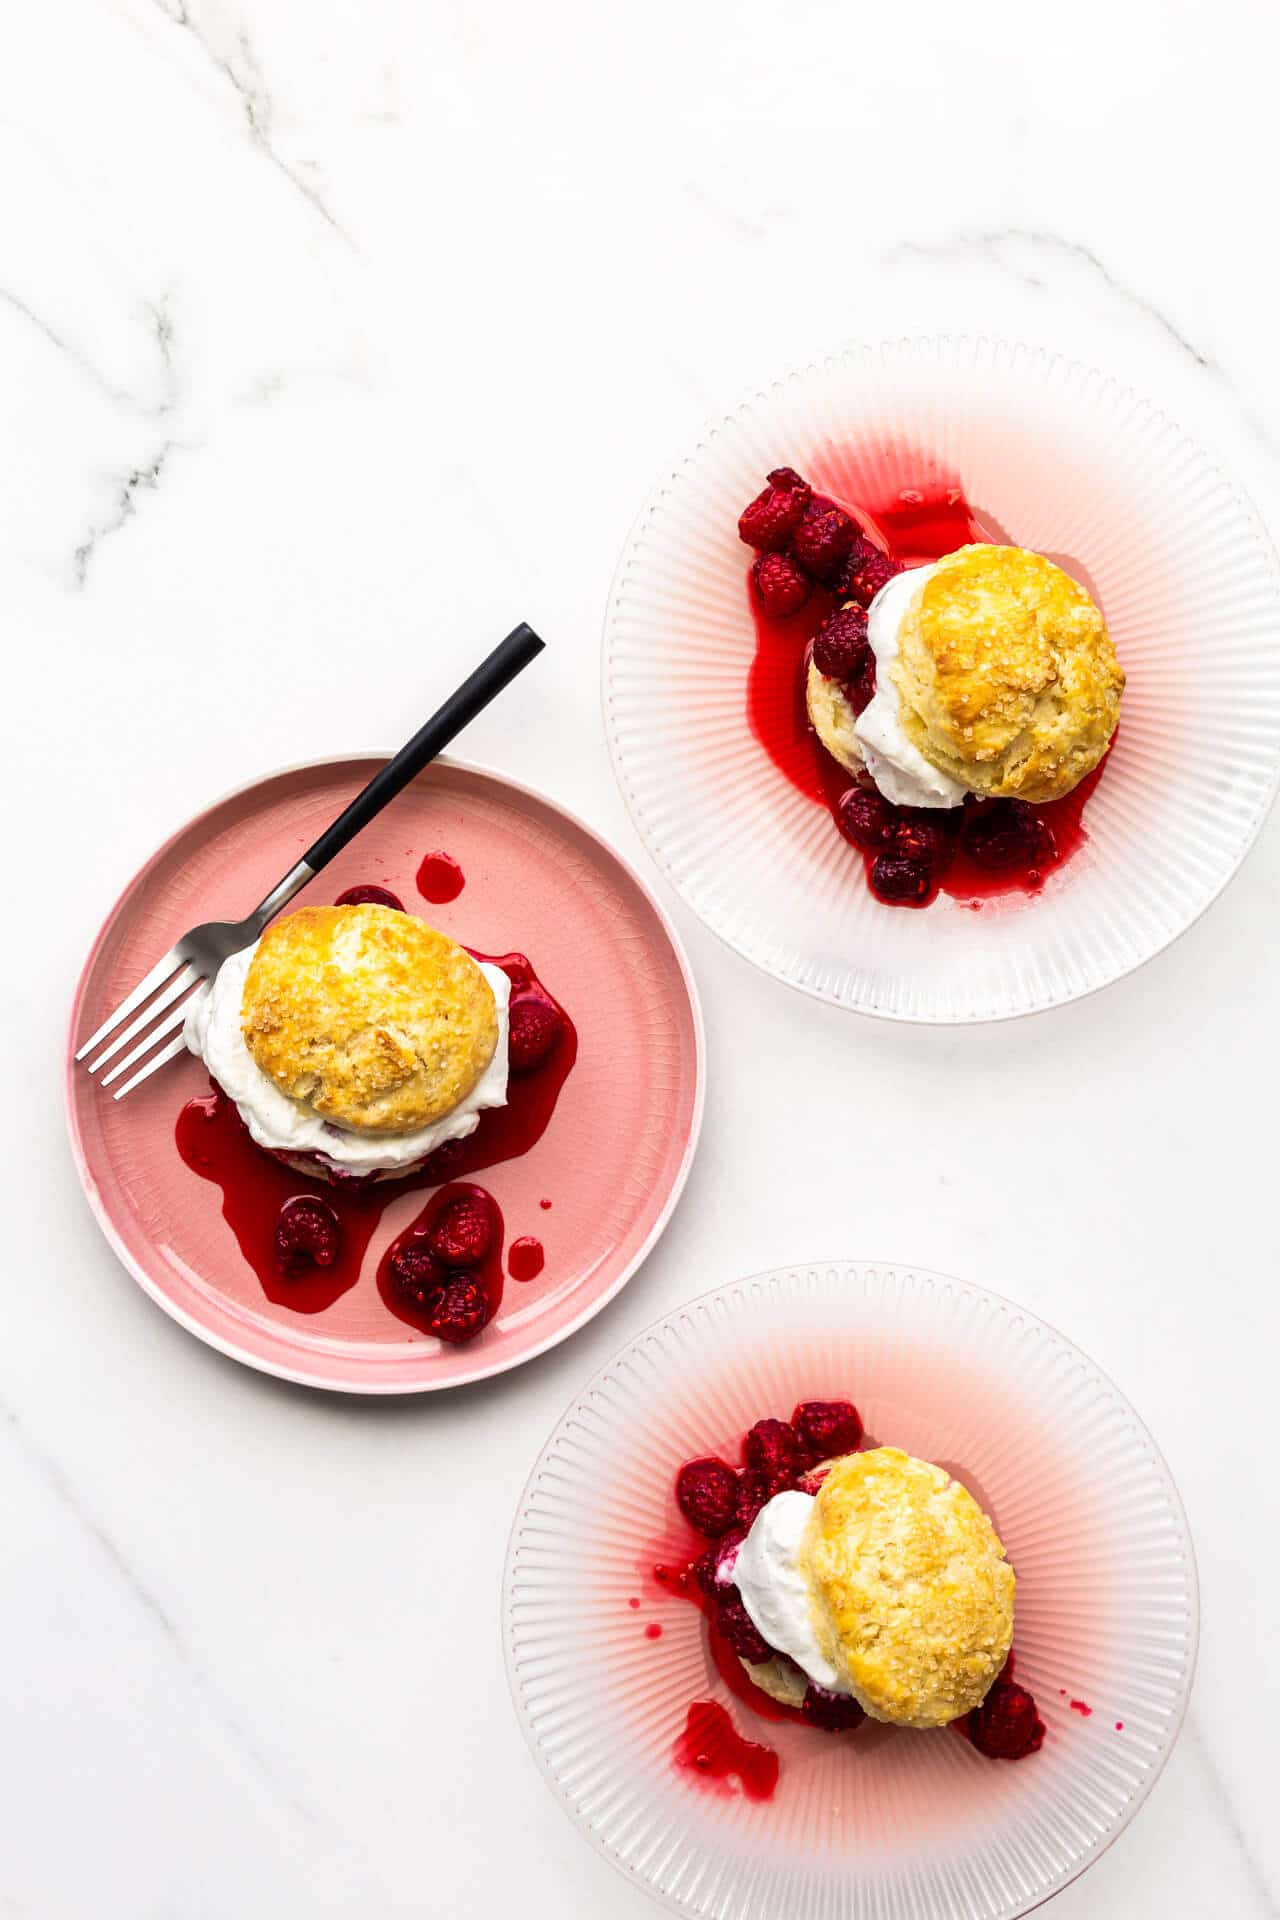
xmin=76 ymin=621 xmax=545 ymax=1100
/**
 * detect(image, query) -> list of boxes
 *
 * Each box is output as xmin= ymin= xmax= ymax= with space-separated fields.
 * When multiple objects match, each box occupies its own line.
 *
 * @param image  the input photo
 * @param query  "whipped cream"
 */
xmin=734 ymin=1490 xmax=851 ymax=1695
xmin=184 ymin=942 xmax=510 ymax=1176
xmin=854 ymin=564 xmax=968 ymax=810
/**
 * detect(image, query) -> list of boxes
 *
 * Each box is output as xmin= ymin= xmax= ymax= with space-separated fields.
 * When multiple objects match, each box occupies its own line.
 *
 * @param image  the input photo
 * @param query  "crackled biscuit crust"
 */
xmin=894 ymin=545 xmax=1123 ymax=803
xmin=240 ymin=905 xmax=498 ymax=1135
xmin=805 ymin=659 xmax=864 ymax=776
xmin=802 ymin=1447 xmax=1015 ymax=1729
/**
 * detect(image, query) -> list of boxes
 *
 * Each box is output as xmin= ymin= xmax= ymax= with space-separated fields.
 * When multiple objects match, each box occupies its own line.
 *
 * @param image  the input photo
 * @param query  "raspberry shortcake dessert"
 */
xmin=808 ymin=546 xmax=1122 ymax=811
xmin=674 ymin=1399 xmax=1044 ymax=1757
xmin=185 ymin=903 xmax=510 ymax=1183
xmin=740 ymin=464 xmax=1125 ymax=906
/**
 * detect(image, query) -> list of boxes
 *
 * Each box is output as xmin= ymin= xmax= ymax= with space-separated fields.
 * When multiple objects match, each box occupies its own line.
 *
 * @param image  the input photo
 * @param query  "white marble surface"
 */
xmin=7 ymin=0 xmax=1280 ymax=1912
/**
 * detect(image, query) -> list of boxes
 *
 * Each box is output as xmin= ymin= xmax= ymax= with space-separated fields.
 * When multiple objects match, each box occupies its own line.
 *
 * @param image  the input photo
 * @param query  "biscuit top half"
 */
xmin=240 ymin=904 xmax=498 ymax=1135
xmin=893 ymin=544 xmax=1124 ymax=803
xmin=802 ymin=1447 xmax=1015 ymax=1729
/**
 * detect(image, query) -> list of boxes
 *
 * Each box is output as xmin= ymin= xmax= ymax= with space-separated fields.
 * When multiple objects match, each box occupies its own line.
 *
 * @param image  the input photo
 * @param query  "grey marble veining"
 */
xmin=7 ymin=0 xmax=1280 ymax=1913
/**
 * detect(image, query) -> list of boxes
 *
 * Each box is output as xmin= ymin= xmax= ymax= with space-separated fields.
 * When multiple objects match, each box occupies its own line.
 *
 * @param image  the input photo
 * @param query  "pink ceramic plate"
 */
xmin=67 ymin=755 xmax=704 ymax=1392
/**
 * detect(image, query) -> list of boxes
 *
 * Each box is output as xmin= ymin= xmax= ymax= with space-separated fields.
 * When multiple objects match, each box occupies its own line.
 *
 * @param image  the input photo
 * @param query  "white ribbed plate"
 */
xmin=504 ymin=1264 xmax=1197 ymax=1919
xmin=602 ymin=338 xmax=1280 ymax=1020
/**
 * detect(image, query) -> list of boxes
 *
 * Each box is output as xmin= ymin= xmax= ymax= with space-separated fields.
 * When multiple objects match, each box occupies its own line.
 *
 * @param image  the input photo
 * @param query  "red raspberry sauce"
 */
xmin=648 ymin=1546 xmax=808 ymax=1728
xmin=508 ymin=1236 xmax=545 ymax=1281
xmin=416 ymin=850 xmax=465 ymax=903
xmin=673 ymin=1700 xmax=779 ymax=1801
xmin=746 ymin=471 xmax=1108 ymax=907
xmin=175 ymin=951 xmax=575 ymax=1312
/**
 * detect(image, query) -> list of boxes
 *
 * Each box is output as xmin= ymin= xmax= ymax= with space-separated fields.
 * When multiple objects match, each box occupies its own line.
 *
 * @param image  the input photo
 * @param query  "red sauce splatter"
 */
xmin=1069 ymin=1699 xmax=1093 ymax=1717
xmin=673 ymin=1701 xmax=779 ymax=1801
xmin=745 ymin=467 xmax=1111 ymax=908
xmin=647 ymin=1545 xmax=808 ymax=1727
xmin=539 ymin=1198 xmax=552 ymax=1211
xmin=175 ymin=952 xmax=574 ymax=1312
xmin=644 ymin=1622 xmax=663 ymax=1640
xmin=416 ymin=850 xmax=465 ymax=903
xmin=651 ymin=1558 xmax=696 ymax=1600
xmin=508 ymin=1235 xmax=545 ymax=1281
xmin=861 ymin=481 xmax=993 ymax=563
xmin=628 ymin=1597 xmax=640 ymax=1610
xmin=1115 ymin=1721 xmax=1125 ymax=1732
xmin=173 ymin=1092 xmax=382 ymax=1313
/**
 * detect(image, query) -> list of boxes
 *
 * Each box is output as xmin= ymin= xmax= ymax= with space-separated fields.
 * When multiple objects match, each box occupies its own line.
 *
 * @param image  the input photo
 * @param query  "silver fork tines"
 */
xmin=75 ymin=946 xmax=189 ymax=1063
xmin=98 ymin=985 xmax=208 ymax=1088
xmin=87 ymin=963 xmax=200 ymax=1073
xmin=109 ymin=1030 xmax=197 ymax=1101
xmin=74 ymin=857 xmax=316 ymax=1102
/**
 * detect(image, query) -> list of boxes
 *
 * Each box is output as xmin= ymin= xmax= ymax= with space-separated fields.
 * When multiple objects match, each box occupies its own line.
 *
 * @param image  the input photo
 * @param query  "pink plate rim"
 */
xmin=64 ymin=751 xmax=707 ymax=1395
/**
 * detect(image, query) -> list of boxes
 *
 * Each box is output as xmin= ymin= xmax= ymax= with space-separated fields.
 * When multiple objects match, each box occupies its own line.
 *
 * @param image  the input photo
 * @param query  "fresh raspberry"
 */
xmin=828 ymin=534 xmax=879 ymax=599
xmin=508 ymin=994 xmax=565 ymax=1074
xmin=692 ymin=1526 xmax=746 ymax=1597
xmin=836 ymin=788 xmax=897 ymax=853
xmin=675 ymin=1457 xmax=740 ymax=1537
xmin=961 ymin=799 xmax=1054 ymax=872
xmin=751 ymin=551 xmax=812 ymax=618
xmin=692 ymin=1543 xmax=720 ymax=1598
xmin=846 ymin=549 xmax=903 ymax=607
xmin=715 ymin=1589 xmax=773 ymax=1665
xmin=797 ymin=1465 xmax=831 ymax=1495
xmin=870 ymin=853 xmax=933 ymax=906
xmin=333 ymin=884 xmax=405 ymax=910
xmin=714 ymin=1529 xmax=746 ymax=1585
xmin=428 ymin=1192 xmax=494 ymax=1268
xmin=789 ymin=496 xmax=856 ymax=582
xmin=427 ymin=1273 xmax=493 ymax=1344
xmin=811 ymin=605 xmax=870 ymax=680
xmin=734 ymin=1468 xmax=769 ymax=1529
xmin=274 ymin=1197 xmax=341 ymax=1275
xmin=791 ymin=1400 xmax=863 ymax=1460
xmin=845 ymin=648 xmax=878 ymax=716
xmin=388 ymin=1243 xmax=448 ymax=1311
xmin=744 ymin=1418 xmax=804 ymax=1492
xmin=968 ymin=1680 xmax=1046 ymax=1759
xmin=891 ymin=811 xmax=956 ymax=869
xmin=802 ymin=1684 xmax=866 ymax=1733
xmin=737 ymin=468 xmax=811 ymax=551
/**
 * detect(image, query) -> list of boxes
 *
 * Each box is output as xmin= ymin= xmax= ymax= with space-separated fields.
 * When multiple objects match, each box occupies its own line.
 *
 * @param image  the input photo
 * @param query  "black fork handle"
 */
xmin=302 ymin=623 xmax=545 ymax=873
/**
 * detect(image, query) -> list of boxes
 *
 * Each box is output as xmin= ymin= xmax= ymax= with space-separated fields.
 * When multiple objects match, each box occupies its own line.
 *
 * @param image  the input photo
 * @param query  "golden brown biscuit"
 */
xmin=739 ymin=1654 xmax=809 ymax=1708
xmin=803 ymin=1448 xmax=1014 ymax=1729
xmin=805 ymin=660 xmax=864 ymax=776
xmin=240 ymin=905 xmax=498 ymax=1134
xmin=893 ymin=545 xmax=1123 ymax=802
